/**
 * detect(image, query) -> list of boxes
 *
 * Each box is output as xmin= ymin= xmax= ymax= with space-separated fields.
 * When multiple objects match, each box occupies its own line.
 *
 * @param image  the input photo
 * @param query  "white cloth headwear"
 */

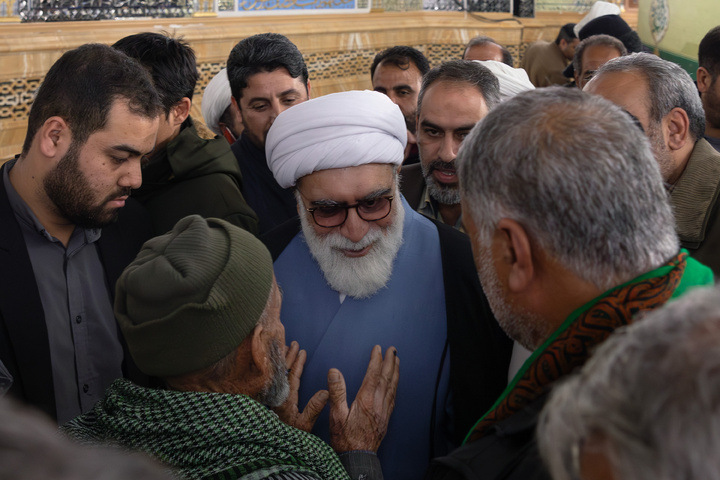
xmin=266 ymin=90 xmax=407 ymax=188
xmin=201 ymin=68 xmax=232 ymax=136
xmin=474 ymin=60 xmax=535 ymax=101
xmin=574 ymin=1 xmax=621 ymax=37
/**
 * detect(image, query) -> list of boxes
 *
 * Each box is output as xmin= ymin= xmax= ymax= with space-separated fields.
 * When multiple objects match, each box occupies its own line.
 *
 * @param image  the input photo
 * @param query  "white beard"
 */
xmin=299 ymin=195 xmax=405 ymax=299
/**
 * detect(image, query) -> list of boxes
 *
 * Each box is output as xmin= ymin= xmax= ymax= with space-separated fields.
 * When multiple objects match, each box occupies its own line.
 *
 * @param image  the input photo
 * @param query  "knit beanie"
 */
xmin=114 ymin=215 xmax=273 ymax=378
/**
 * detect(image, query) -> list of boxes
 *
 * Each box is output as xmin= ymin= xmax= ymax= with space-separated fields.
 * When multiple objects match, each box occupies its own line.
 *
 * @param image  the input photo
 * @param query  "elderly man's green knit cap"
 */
xmin=114 ymin=215 xmax=273 ymax=378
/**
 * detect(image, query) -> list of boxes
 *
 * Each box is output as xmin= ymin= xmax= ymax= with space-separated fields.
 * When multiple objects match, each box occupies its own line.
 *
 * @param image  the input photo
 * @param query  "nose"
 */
xmin=340 ymin=207 xmax=370 ymax=244
xmin=438 ymin=135 xmax=458 ymax=163
xmin=119 ymin=158 xmax=143 ymax=190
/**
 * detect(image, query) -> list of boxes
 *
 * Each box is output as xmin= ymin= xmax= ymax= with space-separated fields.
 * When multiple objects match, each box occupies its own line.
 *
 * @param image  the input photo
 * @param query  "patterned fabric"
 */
xmin=467 ymin=251 xmax=688 ymax=442
xmin=61 ymin=379 xmax=349 ymax=480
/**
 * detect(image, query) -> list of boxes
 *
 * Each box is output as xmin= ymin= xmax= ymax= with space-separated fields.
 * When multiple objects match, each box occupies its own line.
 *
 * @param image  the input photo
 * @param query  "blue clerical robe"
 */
xmin=274 ymin=198 xmax=449 ymax=480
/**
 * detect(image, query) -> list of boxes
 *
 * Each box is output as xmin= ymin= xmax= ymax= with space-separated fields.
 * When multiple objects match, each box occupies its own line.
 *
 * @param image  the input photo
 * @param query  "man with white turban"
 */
xmin=201 ymin=68 xmax=244 ymax=144
xmin=263 ymin=90 xmax=512 ymax=480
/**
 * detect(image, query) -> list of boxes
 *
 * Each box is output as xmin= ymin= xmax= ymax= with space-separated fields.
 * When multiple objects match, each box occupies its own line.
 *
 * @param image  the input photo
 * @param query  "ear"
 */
xmin=171 ymin=97 xmax=192 ymax=126
xmin=559 ymin=38 xmax=567 ymax=49
xmin=496 ymin=218 xmax=534 ymax=294
xmin=38 ymin=116 xmax=72 ymax=159
xmin=665 ymin=107 xmax=691 ymax=151
xmin=306 ymin=81 xmax=312 ymax=100
xmin=697 ymin=67 xmax=712 ymax=94
xmin=250 ymin=324 xmax=271 ymax=376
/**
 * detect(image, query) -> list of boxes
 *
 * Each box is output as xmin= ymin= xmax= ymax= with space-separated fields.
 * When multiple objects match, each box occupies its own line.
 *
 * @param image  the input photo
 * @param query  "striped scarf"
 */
xmin=62 ymin=379 xmax=349 ymax=480
xmin=466 ymin=251 xmax=689 ymax=443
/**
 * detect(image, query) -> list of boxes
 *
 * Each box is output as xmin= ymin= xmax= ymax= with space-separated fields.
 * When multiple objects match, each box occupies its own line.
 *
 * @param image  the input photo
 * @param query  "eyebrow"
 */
xmin=391 ymin=84 xmax=413 ymax=92
xmin=247 ymin=88 xmax=303 ymax=104
xmin=309 ymin=187 xmax=393 ymax=206
xmin=110 ymin=144 xmax=145 ymax=157
xmin=420 ymin=119 xmax=477 ymax=133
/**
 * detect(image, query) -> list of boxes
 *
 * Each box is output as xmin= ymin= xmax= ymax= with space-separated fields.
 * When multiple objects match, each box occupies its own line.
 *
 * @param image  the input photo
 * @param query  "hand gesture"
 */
xmin=328 ymin=345 xmax=399 ymax=452
xmin=273 ymin=341 xmax=328 ymax=433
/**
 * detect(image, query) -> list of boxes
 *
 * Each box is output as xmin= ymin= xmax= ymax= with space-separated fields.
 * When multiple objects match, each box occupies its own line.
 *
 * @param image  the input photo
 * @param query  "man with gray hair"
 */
xmin=585 ymin=53 xmax=720 ymax=275
xmin=572 ymin=34 xmax=627 ymax=89
xmin=62 ymin=215 xmax=399 ymax=480
xmin=426 ymin=87 xmax=713 ymax=480
xmin=403 ymin=60 xmax=501 ymax=229
xmin=539 ymin=285 xmax=720 ymax=480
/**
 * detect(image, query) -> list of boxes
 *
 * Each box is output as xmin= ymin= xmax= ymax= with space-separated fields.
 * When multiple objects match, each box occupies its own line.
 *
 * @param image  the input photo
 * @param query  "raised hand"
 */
xmin=327 ymin=345 xmax=400 ymax=452
xmin=273 ymin=340 xmax=328 ymax=433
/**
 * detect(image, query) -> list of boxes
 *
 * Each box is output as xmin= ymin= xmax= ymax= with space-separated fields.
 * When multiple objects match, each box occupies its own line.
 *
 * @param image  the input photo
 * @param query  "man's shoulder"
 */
xmin=426 ymin=394 xmax=550 ymax=480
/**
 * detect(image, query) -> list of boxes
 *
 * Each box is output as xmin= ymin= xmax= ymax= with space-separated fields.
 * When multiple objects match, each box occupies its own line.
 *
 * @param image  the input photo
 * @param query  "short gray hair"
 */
xmin=418 ymin=60 xmax=501 ymax=115
xmin=458 ymin=87 xmax=678 ymax=291
xmin=594 ymin=52 xmax=706 ymax=140
xmin=538 ymin=285 xmax=720 ymax=480
xmin=572 ymin=34 xmax=627 ymax=81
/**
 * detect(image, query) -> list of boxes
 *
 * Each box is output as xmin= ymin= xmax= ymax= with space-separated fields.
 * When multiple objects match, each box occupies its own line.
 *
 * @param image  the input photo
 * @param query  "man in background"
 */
xmin=227 ymin=33 xmax=310 ymax=234
xmin=371 ymin=46 xmax=430 ymax=164
xmin=521 ymin=23 xmax=578 ymax=87
xmin=697 ymin=26 xmax=720 ymax=152
xmin=462 ymin=36 xmax=514 ymax=66
xmin=114 ymin=32 xmax=258 ymax=235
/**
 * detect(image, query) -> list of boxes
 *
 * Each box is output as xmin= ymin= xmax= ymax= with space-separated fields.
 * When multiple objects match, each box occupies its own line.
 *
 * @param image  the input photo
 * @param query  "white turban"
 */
xmin=574 ymin=1 xmax=621 ymax=37
xmin=266 ymin=90 xmax=407 ymax=188
xmin=474 ymin=60 xmax=535 ymax=101
xmin=201 ymin=68 xmax=232 ymax=136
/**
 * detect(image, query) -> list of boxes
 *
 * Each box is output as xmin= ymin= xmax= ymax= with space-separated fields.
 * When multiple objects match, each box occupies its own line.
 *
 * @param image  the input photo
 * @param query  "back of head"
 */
xmin=418 ymin=59 xmax=501 ymax=113
xmin=0 ymin=397 xmax=172 ymax=480
xmin=458 ymin=87 xmax=678 ymax=291
xmin=594 ymin=53 xmax=706 ymax=141
xmin=113 ymin=32 xmax=198 ymax=115
xmin=115 ymin=215 xmax=274 ymax=378
xmin=699 ymin=26 xmax=720 ymax=78
xmin=22 ymin=43 xmax=162 ymax=155
xmin=227 ymin=33 xmax=308 ymax=102
xmin=463 ymin=36 xmax=514 ymax=67
xmin=572 ymin=34 xmax=627 ymax=80
xmin=555 ymin=23 xmax=578 ymax=45
xmin=370 ymin=45 xmax=430 ymax=78
xmin=579 ymin=14 xmax=644 ymax=53
xmin=539 ymin=285 xmax=720 ymax=480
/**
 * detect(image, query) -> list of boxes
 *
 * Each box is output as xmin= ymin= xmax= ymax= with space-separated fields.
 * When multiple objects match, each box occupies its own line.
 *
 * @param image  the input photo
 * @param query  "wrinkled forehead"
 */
xmin=296 ymin=163 xmax=397 ymax=200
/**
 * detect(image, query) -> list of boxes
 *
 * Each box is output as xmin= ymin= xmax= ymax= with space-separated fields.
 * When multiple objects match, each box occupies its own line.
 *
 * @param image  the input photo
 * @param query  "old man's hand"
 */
xmin=274 ymin=340 xmax=328 ymax=433
xmin=328 ymin=345 xmax=399 ymax=452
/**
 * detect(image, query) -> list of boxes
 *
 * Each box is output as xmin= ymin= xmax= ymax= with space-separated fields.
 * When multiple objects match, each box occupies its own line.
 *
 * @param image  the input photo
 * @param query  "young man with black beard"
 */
xmin=0 ymin=44 xmax=162 ymax=423
xmin=262 ymin=90 xmax=512 ymax=480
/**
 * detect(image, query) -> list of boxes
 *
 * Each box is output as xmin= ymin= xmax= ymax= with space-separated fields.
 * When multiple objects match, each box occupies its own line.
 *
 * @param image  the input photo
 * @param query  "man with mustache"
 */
xmin=426 ymin=88 xmax=713 ymax=480
xmin=63 ymin=215 xmax=399 ymax=480
xmin=371 ymin=46 xmax=430 ymax=165
xmin=412 ymin=60 xmax=501 ymax=230
xmin=263 ymin=90 xmax=512 ymax=480
xmin=0 ymin=43 xmax=162 ymax=423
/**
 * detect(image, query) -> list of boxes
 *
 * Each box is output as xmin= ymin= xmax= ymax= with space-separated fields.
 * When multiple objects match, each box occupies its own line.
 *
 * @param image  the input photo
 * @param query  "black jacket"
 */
xmin=0 ymin=162 xmax=153 ymax=420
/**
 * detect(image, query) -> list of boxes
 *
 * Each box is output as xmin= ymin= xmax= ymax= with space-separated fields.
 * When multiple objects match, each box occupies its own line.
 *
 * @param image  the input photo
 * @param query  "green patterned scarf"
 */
xmin=61 ymin=379 xmax=349 ymax=480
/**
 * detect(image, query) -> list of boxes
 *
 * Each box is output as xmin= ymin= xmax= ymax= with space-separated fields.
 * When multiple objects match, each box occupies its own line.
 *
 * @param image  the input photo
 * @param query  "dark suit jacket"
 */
xmin=0 ymin=163 xmax=153 ymax=420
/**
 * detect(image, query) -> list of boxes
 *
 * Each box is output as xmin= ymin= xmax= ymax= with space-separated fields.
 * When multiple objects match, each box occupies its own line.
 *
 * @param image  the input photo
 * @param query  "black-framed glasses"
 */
xmin=304 ymin=195 xmax=395 ymax=228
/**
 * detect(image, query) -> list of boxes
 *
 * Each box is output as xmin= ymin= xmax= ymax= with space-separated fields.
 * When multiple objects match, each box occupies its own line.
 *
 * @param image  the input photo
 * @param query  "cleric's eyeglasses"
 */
xmin=301 ymin=195 xmax=394 ymax=228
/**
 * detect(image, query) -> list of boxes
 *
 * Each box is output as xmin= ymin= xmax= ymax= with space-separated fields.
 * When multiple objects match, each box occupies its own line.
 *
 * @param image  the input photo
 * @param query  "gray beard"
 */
xmin=256 ymin=339 xmax=290 ymax=408
xmin=419 ymin=160 xmax=461 ymax=205
xmin=475 ymin=244 xmax=549 ymax=351
xmin=299 ymin=194 xmax=405 ymax=299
